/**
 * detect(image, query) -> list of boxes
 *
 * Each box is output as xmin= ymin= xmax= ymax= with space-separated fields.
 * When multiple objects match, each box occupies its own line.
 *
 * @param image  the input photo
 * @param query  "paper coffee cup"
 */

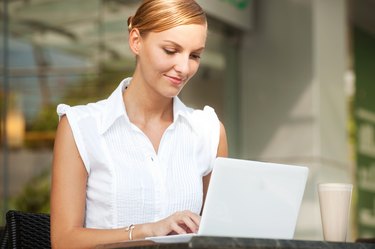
xmin=318 ymin=183 xmax=353 ymax=242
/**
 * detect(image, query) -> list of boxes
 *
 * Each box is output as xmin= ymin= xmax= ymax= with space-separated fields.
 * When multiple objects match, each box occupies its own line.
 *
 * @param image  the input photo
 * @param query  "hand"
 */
xmin=151 ymin=210 xmax=201 ymax=236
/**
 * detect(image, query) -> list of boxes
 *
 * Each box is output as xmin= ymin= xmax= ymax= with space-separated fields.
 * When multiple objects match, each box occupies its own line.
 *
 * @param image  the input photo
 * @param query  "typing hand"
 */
xmin=152 ymin=210 xmax=200 ymax=236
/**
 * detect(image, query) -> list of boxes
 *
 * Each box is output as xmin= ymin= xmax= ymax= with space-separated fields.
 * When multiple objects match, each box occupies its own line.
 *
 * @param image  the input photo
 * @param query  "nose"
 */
xmin=174 ymin=54 xmax=190 ymax=75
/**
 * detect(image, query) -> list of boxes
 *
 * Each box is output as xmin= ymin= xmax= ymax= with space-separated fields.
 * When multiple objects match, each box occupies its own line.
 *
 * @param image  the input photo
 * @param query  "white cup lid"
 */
xmin=318 ymin=183 xmax=353 ymax=191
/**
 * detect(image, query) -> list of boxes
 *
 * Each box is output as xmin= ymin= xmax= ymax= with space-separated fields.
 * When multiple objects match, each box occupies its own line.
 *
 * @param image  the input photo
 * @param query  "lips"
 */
xmin=165 ymin=75 xmax=184 ymax=86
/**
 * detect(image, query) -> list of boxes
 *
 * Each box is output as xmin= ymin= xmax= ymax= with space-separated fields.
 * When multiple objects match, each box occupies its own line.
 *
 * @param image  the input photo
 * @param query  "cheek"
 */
xmin=157 ymin=60 xmax=173 ymax=71
xmin=147 ymin=51 xmax=171 ymax=71
xmin=141 ymin=46 xmax=161 ymax=65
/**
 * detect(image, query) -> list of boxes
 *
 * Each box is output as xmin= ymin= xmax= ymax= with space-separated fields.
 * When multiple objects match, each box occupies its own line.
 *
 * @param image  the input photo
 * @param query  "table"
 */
xmin=96 ymin=236 xmax=375 ymax=249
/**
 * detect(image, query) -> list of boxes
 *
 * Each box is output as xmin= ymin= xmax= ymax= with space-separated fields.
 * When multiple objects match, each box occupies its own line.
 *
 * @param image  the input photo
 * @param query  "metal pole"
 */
xmin=2 ymin=0 xmax=10 ymax=222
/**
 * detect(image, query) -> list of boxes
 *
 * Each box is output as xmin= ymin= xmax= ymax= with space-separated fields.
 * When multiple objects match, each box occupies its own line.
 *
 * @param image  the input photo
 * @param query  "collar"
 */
xmin=99 ymin=78 xmax=130 ymax=134
xmin=99 ymin=77 xmax=196 ymax=134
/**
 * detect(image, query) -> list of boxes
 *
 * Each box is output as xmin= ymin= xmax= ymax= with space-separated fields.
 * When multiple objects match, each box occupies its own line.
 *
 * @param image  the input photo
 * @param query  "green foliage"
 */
xmin=24 ymin=104 xmax=58 ymax=149
xmin=62 ymin=66 xmax=131 ymax=106
xmin=29 ymin=104 xmax=59 ymax=132
xmin=11 ymin=169 xmax=51 ymax=214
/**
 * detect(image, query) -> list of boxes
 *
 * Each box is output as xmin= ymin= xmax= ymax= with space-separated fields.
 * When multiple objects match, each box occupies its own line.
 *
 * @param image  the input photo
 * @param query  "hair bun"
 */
xmin=127 ymin=16 xmax=133 ymax=31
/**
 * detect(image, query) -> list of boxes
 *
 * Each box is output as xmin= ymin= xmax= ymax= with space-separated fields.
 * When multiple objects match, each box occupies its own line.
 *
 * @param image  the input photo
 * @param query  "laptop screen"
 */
xmin=199 ymin=157 xmax=309 ymax=239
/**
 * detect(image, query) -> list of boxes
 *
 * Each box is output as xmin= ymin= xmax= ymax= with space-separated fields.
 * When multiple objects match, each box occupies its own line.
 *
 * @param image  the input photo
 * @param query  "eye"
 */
xmin=163 ymin=48 xmax=176 ymax=55
xmin=190 ymin=53 xmax=201 ymax=60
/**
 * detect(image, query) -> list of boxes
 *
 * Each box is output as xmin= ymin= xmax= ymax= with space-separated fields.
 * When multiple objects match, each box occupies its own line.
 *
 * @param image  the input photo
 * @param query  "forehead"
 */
xmin=144 ymin=24 xmax=207 ymax=48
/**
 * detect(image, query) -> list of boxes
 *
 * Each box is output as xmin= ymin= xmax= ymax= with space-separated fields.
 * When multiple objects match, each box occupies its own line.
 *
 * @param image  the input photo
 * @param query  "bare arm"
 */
xmin=51 ymin=116 xmax=135 ymax=248
xmin=202 ymin=121 xmax=228 ymax=210
xmin=51 ymin=116 xmax=200 ymax=249
xmin=216 ymin=121 xmax=229 ymax=158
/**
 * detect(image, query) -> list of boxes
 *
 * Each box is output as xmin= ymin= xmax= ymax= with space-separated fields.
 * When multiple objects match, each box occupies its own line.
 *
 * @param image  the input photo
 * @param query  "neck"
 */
xmin=123 ymin=77 xmax=173 ymax=124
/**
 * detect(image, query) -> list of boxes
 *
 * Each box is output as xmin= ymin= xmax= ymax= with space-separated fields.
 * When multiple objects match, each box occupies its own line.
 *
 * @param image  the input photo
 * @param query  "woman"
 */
xmin=50 ymin=0 xmax=228 ymax=248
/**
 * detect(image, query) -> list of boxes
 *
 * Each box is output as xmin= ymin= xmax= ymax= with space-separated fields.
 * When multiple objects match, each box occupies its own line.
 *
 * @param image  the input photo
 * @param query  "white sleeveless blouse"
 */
xmin=57 ymin=78 xmax=220 ymax=229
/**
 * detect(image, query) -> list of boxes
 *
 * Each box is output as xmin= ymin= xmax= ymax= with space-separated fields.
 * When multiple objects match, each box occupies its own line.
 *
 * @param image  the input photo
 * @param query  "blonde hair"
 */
xmin=127 ymin=0 xmax=206 ymax=35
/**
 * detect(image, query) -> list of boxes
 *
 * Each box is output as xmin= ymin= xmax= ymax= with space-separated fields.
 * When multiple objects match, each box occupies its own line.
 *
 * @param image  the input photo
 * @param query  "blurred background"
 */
xmin=1 ymin=0 xmax=374 ymax=242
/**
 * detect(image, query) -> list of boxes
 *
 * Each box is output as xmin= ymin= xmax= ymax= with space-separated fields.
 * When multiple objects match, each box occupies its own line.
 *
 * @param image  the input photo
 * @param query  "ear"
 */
xmin=129 ymin=28 xmax=142 ymax=55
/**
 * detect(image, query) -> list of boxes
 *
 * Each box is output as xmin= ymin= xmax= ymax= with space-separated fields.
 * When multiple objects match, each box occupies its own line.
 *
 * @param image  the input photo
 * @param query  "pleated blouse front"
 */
xmin=57 ymin=77 xmax=221 ymax=229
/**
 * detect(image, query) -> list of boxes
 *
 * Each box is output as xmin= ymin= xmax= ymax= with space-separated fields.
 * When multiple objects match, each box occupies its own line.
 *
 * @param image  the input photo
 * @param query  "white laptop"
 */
xmin=146 ymin=157 xmax=309 ymax=243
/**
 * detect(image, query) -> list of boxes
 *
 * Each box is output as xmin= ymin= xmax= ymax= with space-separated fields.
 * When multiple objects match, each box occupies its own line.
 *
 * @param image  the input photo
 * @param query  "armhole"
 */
xmin=202 ymin=106 xmax=221 ymax=175
xmin=58 ymin=105 xmax=91 ymax=173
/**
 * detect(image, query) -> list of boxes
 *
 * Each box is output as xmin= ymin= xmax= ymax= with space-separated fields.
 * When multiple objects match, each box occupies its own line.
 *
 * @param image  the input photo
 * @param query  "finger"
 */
xmin=179 ymin=216 xmax=198 ymax=233
xmin=180 ymin=210 xmax=200 ymax=226
xmin=178 ymin=211 xmax=200 ymax=233
xmin=189 ymin=212 xmax=201 ymax=226
xmin=170 ymin=222 xmax=188 ymax=234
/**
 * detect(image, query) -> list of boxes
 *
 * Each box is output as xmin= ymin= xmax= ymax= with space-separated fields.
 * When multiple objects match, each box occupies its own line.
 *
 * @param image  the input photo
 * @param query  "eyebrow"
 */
xmin=163 ymin=40 xmax=205 ymax=52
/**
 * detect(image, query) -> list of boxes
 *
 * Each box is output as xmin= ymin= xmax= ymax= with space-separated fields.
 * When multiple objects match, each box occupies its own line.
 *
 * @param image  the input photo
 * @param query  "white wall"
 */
xmin=239 ymin=0 xmax=351 ymax=240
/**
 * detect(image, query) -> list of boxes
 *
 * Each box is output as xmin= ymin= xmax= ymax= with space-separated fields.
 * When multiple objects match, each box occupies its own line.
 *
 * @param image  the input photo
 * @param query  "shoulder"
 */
xmin=56 ymin=78 xmax=129 ymax=131
xmin=174 ymin=98 xmax=219 ymax=126
xmin=57 ymin=101 xmax=106 ymax=121
xmin=56 ymin=100 xmax=108 ymax=141
xmin=55 ymin=101 xmax=108 ymax=173
xmin=192 ymin=105 xmax=218 ymax=120
xmin=190 ymin=105 xmax=220 ymax=131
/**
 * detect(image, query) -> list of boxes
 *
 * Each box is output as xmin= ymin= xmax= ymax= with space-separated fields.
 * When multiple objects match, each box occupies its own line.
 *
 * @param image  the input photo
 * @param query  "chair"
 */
xmin=0 ymin=210 xmax=51 ymax=249
xmin=0 ymin=225 xmax=8 ymax=249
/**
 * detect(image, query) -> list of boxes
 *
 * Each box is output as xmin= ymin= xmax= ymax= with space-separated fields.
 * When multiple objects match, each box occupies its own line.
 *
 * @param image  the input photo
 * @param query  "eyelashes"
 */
xmin=190 ymin=54 xmax=201 ymax=60
xmin=163 ymin=48 xmax=176 ymax=55
xmin=163 ymin=48 xmax=201 ymax=60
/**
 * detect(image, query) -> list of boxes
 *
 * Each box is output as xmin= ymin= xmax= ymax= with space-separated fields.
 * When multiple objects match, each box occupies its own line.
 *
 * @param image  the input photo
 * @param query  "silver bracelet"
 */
xmin=125 ymin=224 xmax=135 ymax=241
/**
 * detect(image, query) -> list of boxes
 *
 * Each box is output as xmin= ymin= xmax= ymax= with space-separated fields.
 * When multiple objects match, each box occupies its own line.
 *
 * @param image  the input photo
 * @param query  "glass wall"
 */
xmin=0 ymin=0 xmax=241 ymax=223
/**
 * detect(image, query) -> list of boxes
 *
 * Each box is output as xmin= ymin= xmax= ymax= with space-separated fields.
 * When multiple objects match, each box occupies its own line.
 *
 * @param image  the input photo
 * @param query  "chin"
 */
xmin=164 ymin=87 xmax=183 ymax=98
xmin=164 ymin=93 xmax=179 ymax=99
